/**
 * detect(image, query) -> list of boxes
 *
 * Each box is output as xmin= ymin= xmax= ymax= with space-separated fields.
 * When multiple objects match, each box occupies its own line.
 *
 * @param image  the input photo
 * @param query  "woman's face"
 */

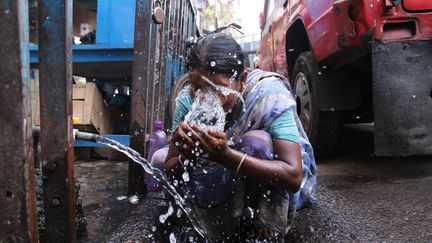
xmin=189 ymin=68 xmax=243 ymax=113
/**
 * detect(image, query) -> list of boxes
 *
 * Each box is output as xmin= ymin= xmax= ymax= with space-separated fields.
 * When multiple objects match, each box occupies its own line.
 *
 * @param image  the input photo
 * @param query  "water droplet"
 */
xmin=210 ymin=61 xmax=216 ymax=67
xmin=159 ymin=203 xmax=174 ymax=223
xmin=187 ymin=131 xmax=192 ymax=137
xmin=237 ymin=60 xmax=242 ymax=64
xmin=116 ymin=196 xmax=127 ymax=201
xmin=169 ymin=232 xmax=176 ymax=243
xmin=128 ymin=195 xmax=139 ymax=204
xmin=182 ymin=171 xmax=190 ymax=182
xmin=195 ymin=141 xmax=200 ymax=146
xmin=151 ymin=225 xmax=157 ymax=232
xmin=318 ymin=72 xmax=322 ymax=75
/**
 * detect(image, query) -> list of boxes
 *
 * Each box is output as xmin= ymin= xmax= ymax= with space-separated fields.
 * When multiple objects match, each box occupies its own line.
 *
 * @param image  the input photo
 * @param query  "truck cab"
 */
xmin=258 ymin=0 xmax=432 ymax=156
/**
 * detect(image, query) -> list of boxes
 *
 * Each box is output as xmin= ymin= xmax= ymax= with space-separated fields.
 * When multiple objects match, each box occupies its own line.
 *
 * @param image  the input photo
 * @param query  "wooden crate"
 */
xmin=73 ymin=83 xmax=112 ymax=134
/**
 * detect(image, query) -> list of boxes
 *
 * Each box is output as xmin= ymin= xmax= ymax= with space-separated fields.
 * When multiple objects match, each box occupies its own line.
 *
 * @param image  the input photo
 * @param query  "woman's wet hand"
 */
xmin=189 ymin=124 xmax=230 ymax=160
xmin=172 ymin=122 xmax=196 ymax=157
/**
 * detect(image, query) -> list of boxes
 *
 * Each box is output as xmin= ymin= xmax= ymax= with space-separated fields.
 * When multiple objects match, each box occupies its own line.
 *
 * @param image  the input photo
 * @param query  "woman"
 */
xmin=163 ymin=31 xmax=317 ymax=241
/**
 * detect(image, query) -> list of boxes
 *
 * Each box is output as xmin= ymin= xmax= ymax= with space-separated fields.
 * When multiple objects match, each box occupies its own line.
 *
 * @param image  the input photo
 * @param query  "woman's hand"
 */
xmin=171 ymin=122 xmax=196 ymax=159
xmin=189 ymin=124 xmax=230 ymax=161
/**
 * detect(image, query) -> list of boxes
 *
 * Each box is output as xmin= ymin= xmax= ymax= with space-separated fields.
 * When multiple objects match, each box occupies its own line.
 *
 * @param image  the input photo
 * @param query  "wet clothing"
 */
xmin=168 ymin=69 xmax=317 ymax=239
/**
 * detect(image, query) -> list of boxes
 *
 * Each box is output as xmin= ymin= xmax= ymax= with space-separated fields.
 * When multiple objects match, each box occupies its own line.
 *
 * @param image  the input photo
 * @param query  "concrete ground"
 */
xmin=75 ymin=124 xmax=432 ymax=242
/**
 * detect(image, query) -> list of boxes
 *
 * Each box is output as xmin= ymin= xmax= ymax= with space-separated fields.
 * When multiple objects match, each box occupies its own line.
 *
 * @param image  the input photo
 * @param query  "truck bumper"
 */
xmin=372 ymin=41 xmax=432 ymax=156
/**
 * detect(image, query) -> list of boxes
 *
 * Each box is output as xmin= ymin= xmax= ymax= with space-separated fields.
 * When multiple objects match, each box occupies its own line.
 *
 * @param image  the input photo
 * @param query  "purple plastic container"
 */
xmin=146 ymin=120 xmax=168 ymax=192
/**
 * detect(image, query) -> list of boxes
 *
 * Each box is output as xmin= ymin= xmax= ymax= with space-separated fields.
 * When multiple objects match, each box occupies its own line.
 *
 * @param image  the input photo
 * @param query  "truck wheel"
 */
xmin=168 ymin=74 xmax=190 ymax=122
xmin=292 ymin=52 xmax=342 ymax=156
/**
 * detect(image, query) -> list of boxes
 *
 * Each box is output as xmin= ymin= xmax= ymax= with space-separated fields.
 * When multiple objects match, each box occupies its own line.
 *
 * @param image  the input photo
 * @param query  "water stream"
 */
xmin=74 ymin=76 xmax=249 ymax=241
xmin=75 ymin=131 xmax=208 ymax=239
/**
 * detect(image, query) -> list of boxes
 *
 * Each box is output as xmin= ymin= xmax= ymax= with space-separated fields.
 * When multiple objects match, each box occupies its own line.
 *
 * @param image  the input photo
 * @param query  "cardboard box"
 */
xmin=73 ymin=83 xmax=112 ymax=134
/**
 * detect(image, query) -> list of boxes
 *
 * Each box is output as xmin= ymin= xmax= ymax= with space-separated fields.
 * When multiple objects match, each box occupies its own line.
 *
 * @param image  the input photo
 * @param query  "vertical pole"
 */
xmin=0 ymin=1 xmax=38 ymax=241
xmin=157 ymin=0 xmax=170 ymax=122
xmin=37 ymin=0 xmax=76 ymax=241
xmin=129 ymin=0 xmax=153 ymax=197
xmin=148 ymin=3 xmax=158 ymax=132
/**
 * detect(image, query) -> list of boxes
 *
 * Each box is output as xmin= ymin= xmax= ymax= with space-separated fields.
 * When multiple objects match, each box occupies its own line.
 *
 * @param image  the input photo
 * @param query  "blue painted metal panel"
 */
xmin=96 ymin=0 xmax=136 ymax=45
xmin=74 ymin=134 xmax=130 ymax=147
xmin=29 ymin=44 xmax=133 ymax=63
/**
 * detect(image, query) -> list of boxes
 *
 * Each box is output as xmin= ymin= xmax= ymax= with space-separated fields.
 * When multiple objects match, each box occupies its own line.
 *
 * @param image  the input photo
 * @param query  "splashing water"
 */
xmin=199 ymin=75 xmax=246 ymax=111
xmin=184 ymin=89 xmax=226 ymax=132
xmin=159 ymin=201 xmax=174 ymax=223
xmin=169 ymin=232 xmax=177 ymax=243
xmin=88 ymin=134 xmax=208 ymax=238
xmin=176 ymin=84 xmax=192 ymax=103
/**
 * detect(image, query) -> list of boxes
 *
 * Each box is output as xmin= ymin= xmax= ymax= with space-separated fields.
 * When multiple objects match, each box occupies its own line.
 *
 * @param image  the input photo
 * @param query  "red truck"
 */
xmin=258 ymin=0 xmax=432 ymax=156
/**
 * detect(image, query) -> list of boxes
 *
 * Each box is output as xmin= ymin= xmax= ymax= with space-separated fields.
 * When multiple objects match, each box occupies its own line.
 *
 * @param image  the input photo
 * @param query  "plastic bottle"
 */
xmin=146 ymin=120 xmax=168 ymax=192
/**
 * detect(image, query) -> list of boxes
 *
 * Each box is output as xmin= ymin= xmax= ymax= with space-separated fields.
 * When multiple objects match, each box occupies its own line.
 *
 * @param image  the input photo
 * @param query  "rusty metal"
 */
xmin=148 ymin=1 xmax=159 ymax=132
xmin=152 ymin=0 xmax=171 ymax=123
xmin=157 ymin=0 xmax=170 ymax=122
xmin=129 ymin=0 xmax=153 ymax=197
xmin=37 ymin=0 xmax=76 ymax=241
xmin=0 ymin=1 xmax=38 ymax=241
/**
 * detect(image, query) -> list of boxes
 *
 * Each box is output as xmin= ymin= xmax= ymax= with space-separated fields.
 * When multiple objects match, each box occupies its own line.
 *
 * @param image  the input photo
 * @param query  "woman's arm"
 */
xmin=188 ymin=124 xmax=303 ymax=192
xmin=164 ymin=144 xmax=183 ymax=179
xmin=221 ymin=140 xmax=302 ymax=192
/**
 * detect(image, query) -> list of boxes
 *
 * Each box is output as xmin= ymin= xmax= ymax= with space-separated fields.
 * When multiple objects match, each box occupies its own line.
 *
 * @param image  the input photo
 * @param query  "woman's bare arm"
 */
xmin=219 ymin=140 xmax=302 ymax=192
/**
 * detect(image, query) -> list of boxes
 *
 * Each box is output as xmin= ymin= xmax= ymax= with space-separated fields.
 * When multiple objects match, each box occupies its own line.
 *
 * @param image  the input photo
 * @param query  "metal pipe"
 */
xmin=74 ymin=130 xmax=99 ymax=142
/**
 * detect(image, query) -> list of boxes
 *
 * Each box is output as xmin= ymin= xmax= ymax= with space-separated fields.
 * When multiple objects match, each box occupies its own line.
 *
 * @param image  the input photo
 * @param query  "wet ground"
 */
xmin=75 ymin=124 xmax=432 ymax=242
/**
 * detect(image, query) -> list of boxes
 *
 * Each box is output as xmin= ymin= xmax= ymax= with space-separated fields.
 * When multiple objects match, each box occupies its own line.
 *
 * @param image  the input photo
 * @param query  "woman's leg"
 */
xmin=237 ymin=130 xmax=290 ymax=239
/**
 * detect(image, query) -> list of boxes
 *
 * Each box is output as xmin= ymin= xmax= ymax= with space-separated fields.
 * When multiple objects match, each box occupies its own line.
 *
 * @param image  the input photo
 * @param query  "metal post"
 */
xmin=157 ymin=0 xmax=170 ymax=122
xmin=0 ymin=1 xmax=38 ymax=241
xmin=148 ymin=4 xmax=158 ymax=132
xmin=129 ymin=0 xmax=153 ymax=197
xmin=37 ymin=0 xmax=76 ymax=241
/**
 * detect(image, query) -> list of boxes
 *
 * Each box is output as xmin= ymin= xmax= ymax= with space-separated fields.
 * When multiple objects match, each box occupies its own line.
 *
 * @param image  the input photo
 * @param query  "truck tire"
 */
xmin=292 ymin=52 xmax=342 ymax=156
xmin=168 ymin=74 xmax=190 ymax=122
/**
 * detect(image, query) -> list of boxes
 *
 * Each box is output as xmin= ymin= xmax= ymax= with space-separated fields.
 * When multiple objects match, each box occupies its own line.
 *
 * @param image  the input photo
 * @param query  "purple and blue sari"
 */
xmin=227 ymin=69 xmax=317 ymax=211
